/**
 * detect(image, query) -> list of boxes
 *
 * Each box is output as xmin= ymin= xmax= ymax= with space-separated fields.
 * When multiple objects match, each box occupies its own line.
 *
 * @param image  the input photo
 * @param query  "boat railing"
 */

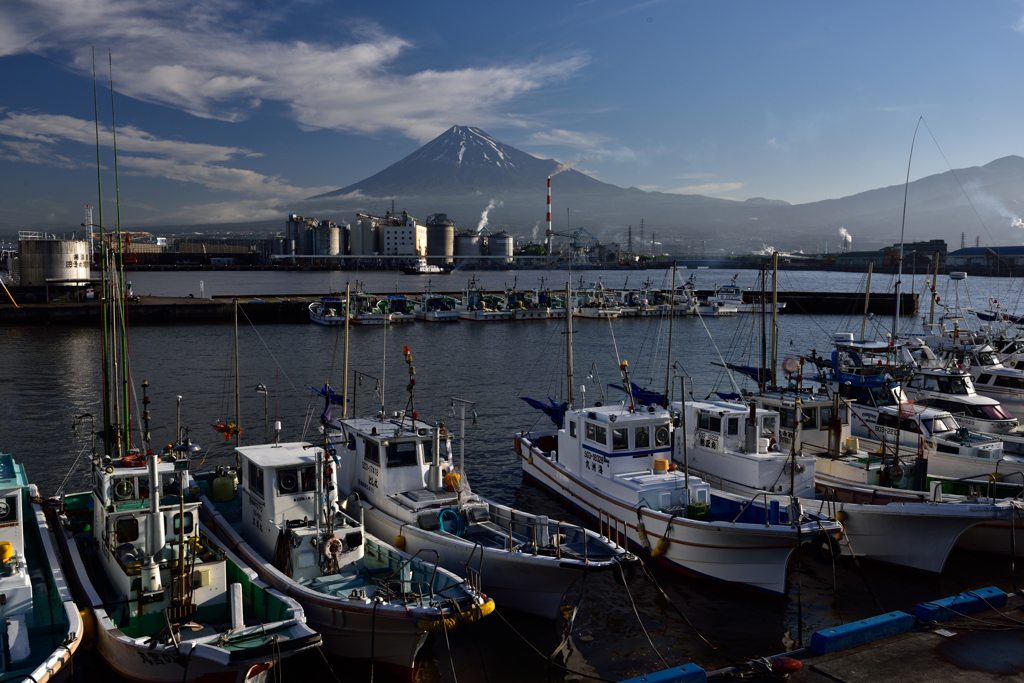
xmin=500 ymin=516 xmax=594 ymax=561
xmin=463 ymin=542 xmax=484 ymax=593
xmin=817 ymin=485 xmax=839 ymax=519
xmin=731 ymin=491 xmax=772 ymax=527
xmin=929 ymin=470 xmax=1024 ymax=503
xmin=380 ymin=549 xmax=440 ymax=607
xmin=598 ymin=510 xmax=627 ymax=553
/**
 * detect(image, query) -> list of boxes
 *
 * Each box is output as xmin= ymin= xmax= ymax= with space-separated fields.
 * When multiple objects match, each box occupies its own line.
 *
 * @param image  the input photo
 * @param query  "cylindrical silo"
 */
xmin=426 ymin=223 xmax=455 ymax=265
xmin=18 ymin=239 xmax=90 ymax=287
xmin=490 ymin=230 xmax=514 ymax=265
xmin=454 ymin=231 xmax=481 ymax=267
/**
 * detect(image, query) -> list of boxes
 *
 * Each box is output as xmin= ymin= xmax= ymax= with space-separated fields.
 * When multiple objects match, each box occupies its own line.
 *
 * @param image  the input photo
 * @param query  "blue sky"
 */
xmin=2 ymin=0 xmax=1024 ymax=230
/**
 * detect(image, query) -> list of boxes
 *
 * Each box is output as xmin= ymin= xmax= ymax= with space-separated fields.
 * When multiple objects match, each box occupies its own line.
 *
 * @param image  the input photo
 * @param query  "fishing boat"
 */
xmin=0 ymin=453 xmax=82 ymax=683
xmin=706 ymin=275 xmax=786 ymax=314
xmin=572 ymin=281 xmax=622 ymax=319
xmin=325 ymin=407 xmax=632 ymax=619
xmin=197 ymin=441 xmax=493 ymax=676
xmin=402 ymin=256 xmax=449 ymax=275
xmin=54 ymin=432 xmax=322 ymax=682
xmin=516 ymin=292 xmax=842 ymax=596
xmin=678 ymin=393 xmax=1012 ymax=573
xmin=308 ymin=298 xmax=347 ymax=326
xmin=458 ymin=280 xmax=511 ymax=321
xmin=507 ymin=288 xmax=565 ymax=320
xmin=351 ymin=294 xmax=415 ymax=325
xmin=414 ymin=293 xmax=461 ymax=322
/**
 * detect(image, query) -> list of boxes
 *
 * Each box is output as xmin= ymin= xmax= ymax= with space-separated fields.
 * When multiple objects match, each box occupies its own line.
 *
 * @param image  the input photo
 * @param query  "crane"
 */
xmin=548 ymin=227 xmax=600 ymax=265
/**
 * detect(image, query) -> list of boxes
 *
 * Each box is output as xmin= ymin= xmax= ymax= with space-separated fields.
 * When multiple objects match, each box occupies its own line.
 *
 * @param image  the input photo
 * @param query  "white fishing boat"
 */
xmin=402 ymin=256 xmax=449 ymax=275
xmin=679 ymin=394 xmax=1013 ymax=573
xmin=198 ymin=441 xmax=494 ymax=676
xmin=507 ymin=289 xmax=565 ymax=320
xmin=414 ymin=293 xmax=461 ymax=322
xmin=517 ymin=397 xmax=842 ymax=595
xmin=458 ymin=284 xmax=511 ymax=321
xmin=351 ymin=294 xmax=416 ymax=325
xmin=308 ymin=298 xmax=347 ymax=326
xmin=573 ymin=282 xmax=622 ymax=319
xmin=0 ymin=453 xmax=82 ymax=683
xmin=55 ymin=438 xmax=321 ymax=683
xmin=325 ymin=408 xmax=633 ymax=620
xmin=706 ymin=276 xmax=786 ymax=314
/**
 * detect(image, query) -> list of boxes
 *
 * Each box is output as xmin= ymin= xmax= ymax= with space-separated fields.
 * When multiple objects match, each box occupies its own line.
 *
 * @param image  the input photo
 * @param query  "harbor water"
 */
xmin=2 ymin=268 xmax=1020 ymax=681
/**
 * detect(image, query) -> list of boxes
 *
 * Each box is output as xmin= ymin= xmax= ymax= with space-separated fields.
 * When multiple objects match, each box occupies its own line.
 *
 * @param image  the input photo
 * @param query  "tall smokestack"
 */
xmin=546 ymin=176 xmax=552 ymax=260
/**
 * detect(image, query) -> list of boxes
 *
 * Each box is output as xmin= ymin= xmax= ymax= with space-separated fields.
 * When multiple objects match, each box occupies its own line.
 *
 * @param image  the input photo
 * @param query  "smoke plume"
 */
xmin=838 ymin=227 xmax=852 ymax=251
xmin=476 ymin=199 xmax=503 ymax=234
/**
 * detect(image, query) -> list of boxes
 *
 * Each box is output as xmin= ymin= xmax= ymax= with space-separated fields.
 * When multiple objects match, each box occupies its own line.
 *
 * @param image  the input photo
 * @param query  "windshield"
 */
xmin=941 ymin=375 xmax=972 ymax=395
xmin=975 ymin=352 xmax=1000 ymax=366
xmin=977 ymin=404 xmax=1014 ymax=420
xmin=927 ymin=416 xmax=960 ymax=433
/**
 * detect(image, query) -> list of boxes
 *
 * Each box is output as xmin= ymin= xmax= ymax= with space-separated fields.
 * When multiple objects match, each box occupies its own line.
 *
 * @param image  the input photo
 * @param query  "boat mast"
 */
xmin=894 ymin=117 xmax=923 ymax=341
xmin=234 ymin=299 xmax=241 ymax=451
xmin=760 ymin=265 xmax=767 ymax=394
xmin=861 ymin=261 xmax=874 ymax=340
xmin=566 ymin=282 xmax=574 ymax=409
xmin=92 ymin=49 xmax=112 ymax=458
xmin=342 ymin=283 xmax=351 ymax=418
xmin=109 ymin=51 xmax=130 ymax=455
xmin=771 ymin=251 xmax=779 ymax=387
xmin=664 ymin=263 xmax=675 ymax=402
xmin=929 ymin=252 xmax=940 ymax=327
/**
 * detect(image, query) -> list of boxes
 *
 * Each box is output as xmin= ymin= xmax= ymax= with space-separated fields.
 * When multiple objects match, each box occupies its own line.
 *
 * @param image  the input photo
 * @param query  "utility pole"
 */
xmin=627 ymin=225 xmax=633 ymax=259
xmin=639 ymin=220 xmax=645 ymax=257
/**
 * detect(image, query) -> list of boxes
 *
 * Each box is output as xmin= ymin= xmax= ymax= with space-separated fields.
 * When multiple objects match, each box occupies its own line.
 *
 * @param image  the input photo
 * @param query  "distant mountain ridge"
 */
xmin=305 ymin=126 xmax=1024 ymax=251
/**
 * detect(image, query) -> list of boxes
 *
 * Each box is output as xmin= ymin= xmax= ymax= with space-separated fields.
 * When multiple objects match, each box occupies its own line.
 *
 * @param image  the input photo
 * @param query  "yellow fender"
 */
xmin=417 ymin=598 xmax=495 ymax=633
xmin=79 ymin=609 xmax=96 ymax=650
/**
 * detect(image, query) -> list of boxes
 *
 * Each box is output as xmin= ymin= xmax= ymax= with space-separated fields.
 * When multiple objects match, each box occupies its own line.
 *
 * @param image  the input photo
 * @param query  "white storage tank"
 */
xmin=18 ymin=238 xmax=90 ymax=287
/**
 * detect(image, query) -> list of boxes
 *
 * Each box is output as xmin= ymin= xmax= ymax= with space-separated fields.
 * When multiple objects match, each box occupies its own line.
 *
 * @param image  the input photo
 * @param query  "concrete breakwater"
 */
xmin=0 ymin=290 xmax=917 ymax=325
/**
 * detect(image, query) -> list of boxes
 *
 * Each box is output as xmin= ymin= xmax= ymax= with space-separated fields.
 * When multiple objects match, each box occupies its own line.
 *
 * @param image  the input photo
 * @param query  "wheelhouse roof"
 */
xmin=236 ymin=442 xmax=320 ymax=467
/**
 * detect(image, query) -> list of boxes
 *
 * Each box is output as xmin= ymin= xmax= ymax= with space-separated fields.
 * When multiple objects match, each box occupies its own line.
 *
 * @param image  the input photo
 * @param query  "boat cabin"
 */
xmin=237 ymin=443 xmax=364 ymax=583
xmin=330 ymin=415 xmax=456 ymax=512
xmin=0 ymin=454 xmax=32 ymax=653
xmin=675 ymin=399 xmax=817 ymax=497
xmin=552 ymin=404 xmax=710 ymax=512
xmin=869 ymin=405 xmax=1004 ymax=459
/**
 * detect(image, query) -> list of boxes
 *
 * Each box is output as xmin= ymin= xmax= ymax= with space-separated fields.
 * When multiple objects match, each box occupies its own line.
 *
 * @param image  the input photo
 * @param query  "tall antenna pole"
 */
xmin=861 ymin=261 xmax=874 ymax=339
xmin=771 ymin=252 xmax=779 ymax=386
xmin=894 ymin=117 xmax=923 ymax=340
xmin=109 ymin=50 xmax=130 ymax=453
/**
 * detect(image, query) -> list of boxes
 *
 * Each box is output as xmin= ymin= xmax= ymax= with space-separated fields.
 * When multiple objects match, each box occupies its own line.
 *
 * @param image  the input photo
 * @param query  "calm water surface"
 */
xmin=2 ymin=268 xmax=1020 ymax=682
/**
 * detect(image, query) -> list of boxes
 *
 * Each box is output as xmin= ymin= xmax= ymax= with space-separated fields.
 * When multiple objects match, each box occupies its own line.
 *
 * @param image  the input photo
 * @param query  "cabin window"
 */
xmin=423 ymin=440 xmax=434 ymax=465
xmin=761 ymin=416 xmax=777 ymax=435
xmin=727 ymin=418 xmax=739 ymax=436
xmin=114 ymin=516 xmax=139 ymax=543
xmin=612 ymin=427 xmax=629 ymax=451
xmin=994 ymin=376 xmax=1024 ymax=390
xmin=877 ymin=413 xmax=899 ymax=429
xmin=365 ymin=440 xmax=380 ymax=465
xmin=300 ymin=466 xmax=316 ymax=492
xmin=172 ymin=512 xmax=194 ymax=536
xmin=803 ymin=409 xmax=818 ymax=429
xmin=247 ymin=462 xmax=264 ymax=499
xmin=978 ymin=404 xmax=1014 ymax=420
xmin=277 ymin=468 xmax=301 ymax=495
xmin=698 ymin=414 xmax=721 ymax=432
xmin=978 ymin=374 xmax=993 ymax=385
xmin=654 ymin=425 xmax=670 ymax=446
xmin=585 ymin=422 xmax=607 ymax=445
xmin=386 ymin=441 xmax=419 ymax=467
xmin=635 ymin=425 xmax=649 ymax=447
xmin=928 ymin=416 xmax=959 ymax=433
xmin=779 ymin=408 xmax=794 ymax=429
xmin=898 ymin=417 xmax=920 ymax=433
xmin=569 ymin=421 xmax=577 ymax=438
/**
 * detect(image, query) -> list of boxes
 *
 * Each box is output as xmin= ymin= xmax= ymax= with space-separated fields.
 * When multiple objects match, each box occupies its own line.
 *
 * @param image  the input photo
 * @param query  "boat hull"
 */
xmin=360 ymin=503 xmax=591 ymax=620
xmin=516 ymin=439 xmax=807 ymax=596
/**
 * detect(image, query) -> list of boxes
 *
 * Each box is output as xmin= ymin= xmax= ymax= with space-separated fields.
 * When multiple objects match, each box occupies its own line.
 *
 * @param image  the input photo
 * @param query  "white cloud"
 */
xmin=0 ymin=111 xmax=333 ymax=198
xmin=766 ymin=138 xmax=779 ymax=151
xmin=0 ymin=0 xmax=587 ymax=143
xmin=1013 ymin=15 xmax=1024 ymax=31
xmin=525 ymin=127 xmax=635 ymax=163
xmin=666 ymin=182 xmax=744 ymax=196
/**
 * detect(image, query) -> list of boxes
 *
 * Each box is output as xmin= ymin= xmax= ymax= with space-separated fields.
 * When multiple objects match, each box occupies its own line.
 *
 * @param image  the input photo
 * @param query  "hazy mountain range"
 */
xmin=71 ymin=126 xmax=1024 ymax=254
xmin=299 ymin=126 xmax=1024 ymax=253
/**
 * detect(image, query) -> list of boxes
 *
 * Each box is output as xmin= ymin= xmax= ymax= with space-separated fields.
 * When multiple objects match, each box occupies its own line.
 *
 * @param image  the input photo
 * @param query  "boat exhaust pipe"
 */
xmin=745 ymin=402 xmax=759 ymax=454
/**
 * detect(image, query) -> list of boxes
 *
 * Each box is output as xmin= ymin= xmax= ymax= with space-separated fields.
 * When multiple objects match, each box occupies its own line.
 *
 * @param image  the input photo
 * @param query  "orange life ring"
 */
xmin=120 ymin=453 xmax=147 ymax=468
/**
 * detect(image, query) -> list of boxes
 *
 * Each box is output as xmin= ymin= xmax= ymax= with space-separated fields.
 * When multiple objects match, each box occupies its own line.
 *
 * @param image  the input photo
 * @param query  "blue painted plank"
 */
xmin=618 ymin=663 xmax=707 ymax=683
xmin=810 ymin=612 xmax=914 ymax=655
xmin=914 ymin=586 xmax=1008 ymax=623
